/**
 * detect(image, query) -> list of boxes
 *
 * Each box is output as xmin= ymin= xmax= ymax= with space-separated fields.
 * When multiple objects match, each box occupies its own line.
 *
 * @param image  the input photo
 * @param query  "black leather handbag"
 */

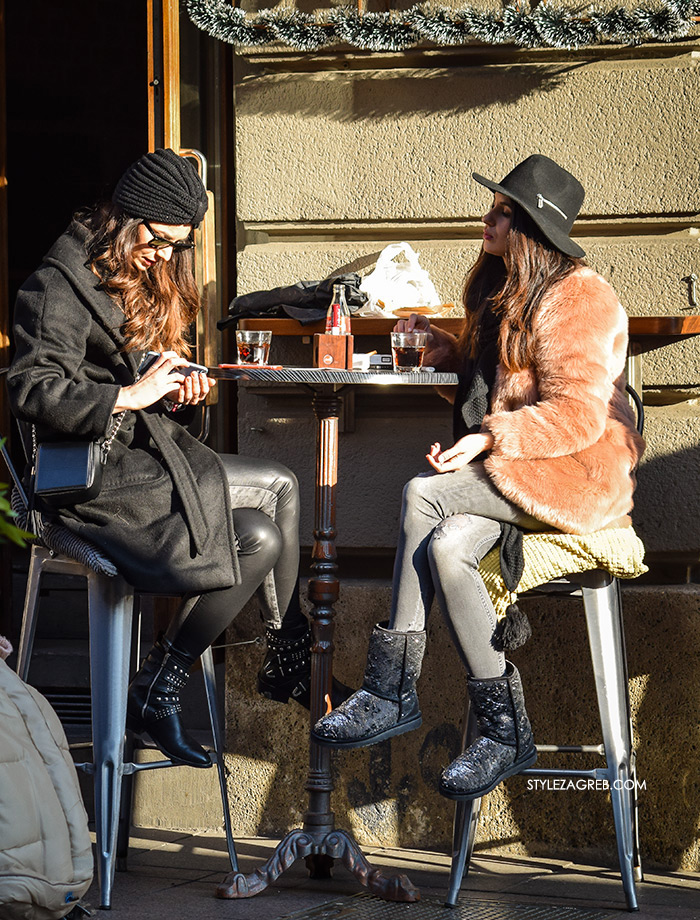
xmin=34 ymin=440 xmax=105 ymax=507
xmin=32 ymin=412 xmax=125 ymax=509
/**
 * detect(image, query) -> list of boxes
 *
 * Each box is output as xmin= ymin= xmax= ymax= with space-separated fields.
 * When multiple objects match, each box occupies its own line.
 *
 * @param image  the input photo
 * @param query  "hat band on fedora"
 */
xmin=536 ymin=194 xmax=568 ymax=221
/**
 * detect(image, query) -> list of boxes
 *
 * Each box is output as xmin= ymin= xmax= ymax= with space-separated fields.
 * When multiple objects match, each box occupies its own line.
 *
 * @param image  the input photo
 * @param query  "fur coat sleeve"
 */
xmin=482 ymin=268 xmax=645 ymax=534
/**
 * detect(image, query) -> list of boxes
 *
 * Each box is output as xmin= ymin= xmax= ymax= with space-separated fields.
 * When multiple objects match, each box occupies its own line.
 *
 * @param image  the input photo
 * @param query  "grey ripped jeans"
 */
xmin=389 ymin=462 xmax=546 ymax=679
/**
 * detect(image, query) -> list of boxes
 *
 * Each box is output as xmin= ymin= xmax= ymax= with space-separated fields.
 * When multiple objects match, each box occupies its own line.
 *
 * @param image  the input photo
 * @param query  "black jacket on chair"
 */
xmin=7 ymin=221 xmax=240 ymax=594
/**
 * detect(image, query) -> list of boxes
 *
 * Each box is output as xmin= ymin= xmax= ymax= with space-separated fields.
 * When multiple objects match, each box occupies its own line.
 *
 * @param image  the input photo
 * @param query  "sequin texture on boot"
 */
xmin=311 ymin=622 xmax=425 ymax=749
xmin=440 ymin=662 xmax=536 ymax=800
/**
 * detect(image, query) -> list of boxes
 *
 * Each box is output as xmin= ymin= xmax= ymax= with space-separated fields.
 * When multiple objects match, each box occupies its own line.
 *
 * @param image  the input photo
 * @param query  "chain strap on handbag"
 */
xmin=31 ymin=411 xmax=127 ymax=509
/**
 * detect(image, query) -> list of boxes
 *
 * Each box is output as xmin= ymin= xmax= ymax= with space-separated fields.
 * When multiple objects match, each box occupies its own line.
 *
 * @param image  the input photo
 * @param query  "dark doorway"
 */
xmin=6 ymin=1 xmax=148 ymax=303
xmin=3 ymin=1 xmax=147 ymax=643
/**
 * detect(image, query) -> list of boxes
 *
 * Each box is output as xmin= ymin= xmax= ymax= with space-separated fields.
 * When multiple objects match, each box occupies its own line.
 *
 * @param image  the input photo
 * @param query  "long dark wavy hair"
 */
xmin=459 ymin=202 xmax=585 ymax=372
xmin=79 ymin=203 xmax=199 ymax=357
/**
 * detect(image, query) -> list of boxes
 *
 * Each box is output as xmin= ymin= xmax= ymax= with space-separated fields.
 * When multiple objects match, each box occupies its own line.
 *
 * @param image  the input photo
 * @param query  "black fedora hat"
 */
xmin=473 ymin=155 xmax=585 ymax=258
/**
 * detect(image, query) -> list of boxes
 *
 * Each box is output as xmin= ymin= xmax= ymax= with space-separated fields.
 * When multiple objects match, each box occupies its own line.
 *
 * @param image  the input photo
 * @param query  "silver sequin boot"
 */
xmin=439 ymin=662 xmax=536 ymax=800
xmin=311 ymin=622 xmax=426 ymax=749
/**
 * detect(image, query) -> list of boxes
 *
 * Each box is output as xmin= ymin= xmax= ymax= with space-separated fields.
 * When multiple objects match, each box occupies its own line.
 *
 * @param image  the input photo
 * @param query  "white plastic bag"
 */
xmin=357 ymin=242 xmax=441 ymax=317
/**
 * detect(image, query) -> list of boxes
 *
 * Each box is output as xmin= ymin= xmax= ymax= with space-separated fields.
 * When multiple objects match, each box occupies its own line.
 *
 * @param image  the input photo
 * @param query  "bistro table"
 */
xmin=235 ymin=314 xmax=700 ymax=396
xmin=214 ymin=366 xmax=458 ymax=902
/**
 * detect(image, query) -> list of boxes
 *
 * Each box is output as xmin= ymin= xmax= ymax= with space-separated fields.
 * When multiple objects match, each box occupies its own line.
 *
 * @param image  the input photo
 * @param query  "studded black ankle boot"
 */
xmin=257 ymin=622 xmax=310 ymax=705
xmin=127 ymin=637 xmax=211 ymax=768
xmin=257 ymin=622 xmax=352 ymax=711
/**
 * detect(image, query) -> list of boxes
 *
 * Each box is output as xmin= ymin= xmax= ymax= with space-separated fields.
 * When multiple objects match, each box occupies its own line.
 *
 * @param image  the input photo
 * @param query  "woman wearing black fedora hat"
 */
xmin=312 ymin=155 xmax=644 ymax=801
xmin=8 ymin=149 xmax=347 ymax=769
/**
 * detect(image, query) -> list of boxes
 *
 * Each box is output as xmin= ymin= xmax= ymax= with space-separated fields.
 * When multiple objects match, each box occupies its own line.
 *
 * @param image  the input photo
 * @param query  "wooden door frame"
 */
xmin=148 ymin=0 xmax=180 ymax=151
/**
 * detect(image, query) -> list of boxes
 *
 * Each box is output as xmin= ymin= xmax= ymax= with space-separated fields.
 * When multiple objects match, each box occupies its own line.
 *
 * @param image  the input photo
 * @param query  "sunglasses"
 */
xmin=141 ymin=220 xmax=195 ymax=252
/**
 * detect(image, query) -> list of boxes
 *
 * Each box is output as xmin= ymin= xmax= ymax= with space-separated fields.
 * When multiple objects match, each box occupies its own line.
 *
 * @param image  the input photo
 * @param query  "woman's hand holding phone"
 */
xmin=114 ymin=351 xmax=216 ymax=412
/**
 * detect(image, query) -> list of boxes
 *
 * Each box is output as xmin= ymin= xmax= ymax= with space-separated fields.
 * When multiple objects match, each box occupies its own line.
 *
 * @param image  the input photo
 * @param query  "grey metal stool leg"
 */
xmin=616 ymin=580 xmax=643 ymax=885
xmin=201 ymin=647 xmax=239 ymax=873
xmin=116 ymin=731 xmax=136 ymax=871
xmin=445 ymin=705 xmax=481 ymax=907
xmin=16 ymin=546 xmax=240 ymax=905
xmin=16 ymin=547 xmax=46 ymax=681
xmin=87 ymin=571 xmax=134 ymax=910
xmin=582 ymin=572 xmax=640 ymax=912
xmin=446 ymin=799 xmax=481 ymax=908
xmin=17 ymin=546 xmax=81 ymax=681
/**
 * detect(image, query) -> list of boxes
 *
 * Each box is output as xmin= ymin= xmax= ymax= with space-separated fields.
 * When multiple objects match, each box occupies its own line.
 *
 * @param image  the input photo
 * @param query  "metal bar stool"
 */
xmin=16 ymin=542 xmax=239 ymax=910
xmin=447 ymin=384 xmax=645 ymax=912
xmin=446 ymin=568 xmax=643 ymax=911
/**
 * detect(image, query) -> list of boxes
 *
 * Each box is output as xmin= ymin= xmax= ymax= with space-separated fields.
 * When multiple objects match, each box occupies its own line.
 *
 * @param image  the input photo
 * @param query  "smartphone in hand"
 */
xmin=137 ymin=351 xmax=208 ymax=377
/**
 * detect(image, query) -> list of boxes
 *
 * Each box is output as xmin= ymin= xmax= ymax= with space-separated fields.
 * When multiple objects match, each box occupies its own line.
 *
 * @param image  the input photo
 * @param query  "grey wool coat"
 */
xmin=7 ymin=221 xmax=240 ymax=594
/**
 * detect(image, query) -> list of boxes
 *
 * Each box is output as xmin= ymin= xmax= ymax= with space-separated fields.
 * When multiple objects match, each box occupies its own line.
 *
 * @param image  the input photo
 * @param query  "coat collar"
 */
xmin=42 ymin=221 xmax=140 ymax=377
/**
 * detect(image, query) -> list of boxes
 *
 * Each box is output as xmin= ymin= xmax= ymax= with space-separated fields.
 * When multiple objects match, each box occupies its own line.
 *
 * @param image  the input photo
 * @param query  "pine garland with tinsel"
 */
xmin=186 ymin=0 xmax=700 ymax=51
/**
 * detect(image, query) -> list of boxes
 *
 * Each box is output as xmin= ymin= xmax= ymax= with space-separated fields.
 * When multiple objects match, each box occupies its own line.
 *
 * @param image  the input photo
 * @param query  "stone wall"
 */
xmin=210 ymin=37 xmax=700 ymax=866
xmin=233 ymin=42 xmax=700 ymax=556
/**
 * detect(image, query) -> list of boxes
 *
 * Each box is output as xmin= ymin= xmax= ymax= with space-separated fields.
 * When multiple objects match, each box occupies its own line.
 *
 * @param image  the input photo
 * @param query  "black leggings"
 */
xmin=164 ymin=455 xmax=303 ymax=660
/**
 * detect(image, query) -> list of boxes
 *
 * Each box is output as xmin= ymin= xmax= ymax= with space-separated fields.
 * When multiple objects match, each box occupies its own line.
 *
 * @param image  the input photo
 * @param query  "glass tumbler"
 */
xmin=391 ymin=331 xmax=428 ymax=373
xmin=236 ymin=330 xmax=272 ymax=365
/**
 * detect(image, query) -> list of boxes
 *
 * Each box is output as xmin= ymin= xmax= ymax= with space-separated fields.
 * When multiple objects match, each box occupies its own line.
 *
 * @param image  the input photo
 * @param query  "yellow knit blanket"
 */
xmin=478 ymin=527 xmax=648 ymax=622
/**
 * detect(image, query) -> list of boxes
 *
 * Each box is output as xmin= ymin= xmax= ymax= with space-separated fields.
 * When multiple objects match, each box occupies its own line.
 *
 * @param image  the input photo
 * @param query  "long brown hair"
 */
xmin=80 ymin=204 xmax=199 ymax=357
xmin=459 ymin=203 xmax=584 ymax=372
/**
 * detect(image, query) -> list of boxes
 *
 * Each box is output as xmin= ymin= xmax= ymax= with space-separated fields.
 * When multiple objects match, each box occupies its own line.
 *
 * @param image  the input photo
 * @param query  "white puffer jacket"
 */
xmin=0 ymin=659 xmax=93 ymax=919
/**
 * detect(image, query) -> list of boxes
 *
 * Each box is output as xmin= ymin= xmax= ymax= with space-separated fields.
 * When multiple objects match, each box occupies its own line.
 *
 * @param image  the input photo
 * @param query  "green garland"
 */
xmin=186 ymin=0 xmax=700 ymax=51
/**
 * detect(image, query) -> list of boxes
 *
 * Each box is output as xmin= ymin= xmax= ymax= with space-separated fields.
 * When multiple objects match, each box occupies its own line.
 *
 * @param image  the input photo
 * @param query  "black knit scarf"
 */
xmin=452 ymin=302 xmax=501 ymax=442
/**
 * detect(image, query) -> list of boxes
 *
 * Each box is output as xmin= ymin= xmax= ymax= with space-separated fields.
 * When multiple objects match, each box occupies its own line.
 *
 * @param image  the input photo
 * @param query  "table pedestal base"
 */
xmin=216 ymin=828 xmax=420 ymax=901
xmin=216 ymin=381 xmax=419 ymax=905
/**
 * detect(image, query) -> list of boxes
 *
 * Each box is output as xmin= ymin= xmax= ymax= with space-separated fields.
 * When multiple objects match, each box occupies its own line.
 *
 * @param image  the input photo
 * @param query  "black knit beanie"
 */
xmin=112 ymin=148 xmax=209 ymax=227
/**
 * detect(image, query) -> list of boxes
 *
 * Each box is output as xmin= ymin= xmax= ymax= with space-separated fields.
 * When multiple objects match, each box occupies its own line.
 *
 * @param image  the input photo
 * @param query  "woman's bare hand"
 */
xmin=393 ymin=313 xmax=460 ymax=371
xmin=426 ymin=433 xmax=494 ymax=473
xmin=393 ymin=314 xmax=432 ymax=334
xmin=169 ymin=369 xmax=216 ymax=406
xmin=114 ymin=351 xmax=216 ymax=412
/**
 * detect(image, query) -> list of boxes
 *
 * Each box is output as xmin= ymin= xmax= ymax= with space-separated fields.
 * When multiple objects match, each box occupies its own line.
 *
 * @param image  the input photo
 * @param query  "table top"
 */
xmin=236 ymin=315 xmax=700 ymax=338
xmin=213 ymin=366 xmax=459 ymax=385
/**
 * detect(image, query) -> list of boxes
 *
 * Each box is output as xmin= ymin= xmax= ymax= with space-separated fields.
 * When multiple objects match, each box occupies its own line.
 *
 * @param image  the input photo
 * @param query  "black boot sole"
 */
xmin=258 ymin=675 xmax=354 ymax=712
xmin=439 ymin=747 xmax=537 ymax=800
xmin=126 ymin=715 xmax=213 ymax=769
xmin=310 ymin=714 xmax=422 ymax=749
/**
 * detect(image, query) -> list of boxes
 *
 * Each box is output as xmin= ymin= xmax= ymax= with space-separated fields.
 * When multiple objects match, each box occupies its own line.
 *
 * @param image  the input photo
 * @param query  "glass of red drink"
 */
xmin=390 ymin=331 xmax=428 ymax=373
xmin=236 ymin=330 xmax=272 ymax=365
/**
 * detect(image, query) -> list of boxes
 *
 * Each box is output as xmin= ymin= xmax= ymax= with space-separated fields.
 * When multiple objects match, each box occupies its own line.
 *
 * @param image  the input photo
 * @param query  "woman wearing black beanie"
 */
xmin=7 ymin=149 xmax=335 ymax=767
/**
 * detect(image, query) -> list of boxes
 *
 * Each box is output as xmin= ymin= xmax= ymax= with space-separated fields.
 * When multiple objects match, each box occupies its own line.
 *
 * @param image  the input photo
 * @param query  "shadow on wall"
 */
xmin=235 ymin=63 xmax=582 ymax=120
xmin=633 ymin=440 xmax=700 ymax=558
xmin=222 ymin=582 xmax=700 ymax=869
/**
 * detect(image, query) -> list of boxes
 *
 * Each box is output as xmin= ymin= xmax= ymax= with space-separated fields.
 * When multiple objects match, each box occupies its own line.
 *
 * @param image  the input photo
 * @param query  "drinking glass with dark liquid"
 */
xmin=391 ymin=331 xmax=428 ymax=373
xmin=236 ymin=330 xmax=272 ymax=365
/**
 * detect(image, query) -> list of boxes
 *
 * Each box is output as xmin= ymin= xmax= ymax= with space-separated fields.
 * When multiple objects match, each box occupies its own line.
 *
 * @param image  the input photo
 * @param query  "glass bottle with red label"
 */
xmin=325 ymin=283 xmax=351 ymax=336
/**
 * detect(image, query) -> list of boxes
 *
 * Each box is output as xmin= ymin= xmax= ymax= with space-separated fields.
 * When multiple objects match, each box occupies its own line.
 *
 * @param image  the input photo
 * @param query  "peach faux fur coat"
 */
xmin=481 ymin=267 xmax=645 ymax=534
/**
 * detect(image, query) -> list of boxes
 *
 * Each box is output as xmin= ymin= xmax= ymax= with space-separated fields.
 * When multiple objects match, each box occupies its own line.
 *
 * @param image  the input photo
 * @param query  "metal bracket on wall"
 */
xmin=682 ymin=273 xmax=698 ymax=307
